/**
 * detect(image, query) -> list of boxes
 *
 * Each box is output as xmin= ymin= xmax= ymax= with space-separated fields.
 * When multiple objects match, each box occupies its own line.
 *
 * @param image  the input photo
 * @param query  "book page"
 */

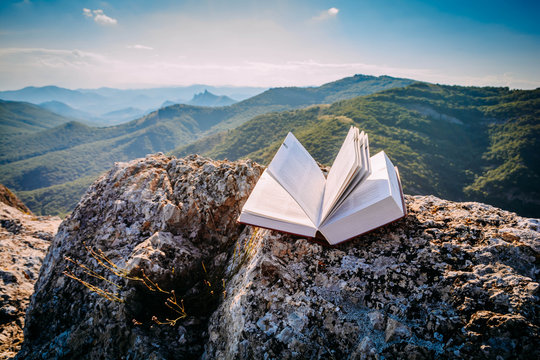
xmin=322 ymin=151 xmax=391 ymax=225
xmin=238 ymin=212 xmax=317 ymax=238
xmin=363 ymin=133 xmax=371 ymax=174
xmin=241 ymin=170 xmax=315 ymax=227
xmin=319 ymin=151 xmax=405 ymax=244
xmin=267 ymin=132 xmax=326 ymax=225
xmin=320 ymin=128 xmax=374 ymax=224
xmin=320 ymin=127 xmax=359 ymax=223
xmin=319 ymin=196 xmax=404 ymax=245
xmin=324 ymin=165 xmax=369 ymax=221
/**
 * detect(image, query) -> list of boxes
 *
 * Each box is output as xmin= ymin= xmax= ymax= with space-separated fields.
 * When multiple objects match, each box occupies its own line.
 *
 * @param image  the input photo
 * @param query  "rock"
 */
xmin=0 ymin=187 xmax=61 ymax=360
xmin=385 ymin=318 xmax=411 ymax=342
xmin=350 ymin=336 xmax=377 ymax=360
xmin=16 ymin=154 xmax=262 ymax=360
xmin=0 ymin=184 xmax=31 ymax=214
xmin=204 ymin=193 xmax=540 ymax=359
xmin=367 ymin=310 xmax=386 ymax=330
xmin=14 ymin=155 xmax=540 ymax=360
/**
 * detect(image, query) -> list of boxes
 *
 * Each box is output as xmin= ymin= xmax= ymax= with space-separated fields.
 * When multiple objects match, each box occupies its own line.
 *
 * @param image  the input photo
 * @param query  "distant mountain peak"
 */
xmin=193 ymin=89 xmax=216 ymax=99
xmin=188 ymin=90 xmax=237 ymax=107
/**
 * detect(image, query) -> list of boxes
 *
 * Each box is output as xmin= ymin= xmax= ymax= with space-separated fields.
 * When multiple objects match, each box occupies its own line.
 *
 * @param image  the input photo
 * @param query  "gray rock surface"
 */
xmin=0 ymin=196 xmax=61 ymax=360
xmin=15 ymin=155 xmax=539 ymax=359
xmin=206 ymin=196 xmax=539 ymax=360
xmin=16 ymin=154 xmax=262 ymax=359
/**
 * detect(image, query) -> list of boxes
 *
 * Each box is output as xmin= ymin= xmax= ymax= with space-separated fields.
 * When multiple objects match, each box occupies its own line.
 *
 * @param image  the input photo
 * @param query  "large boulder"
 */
xmin=207 ymin=196 xmax=539 ymax=359
xmin=16 ymin=154 xmax=262 ymax=359
xmin=16 ymin=154 xmax=539 ymax=359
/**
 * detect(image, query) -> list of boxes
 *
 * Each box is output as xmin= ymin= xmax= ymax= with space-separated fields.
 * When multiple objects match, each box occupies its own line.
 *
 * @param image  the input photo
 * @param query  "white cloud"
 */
xmin=312 ymin=7 xmax=339 ymax=21
xmin=328 ymin=8 xmax=339 ymax=16
xmin=82 ymin=8 xmax=118 ymax=26
xmin=127 ymin=44 xmax=154 ymax=50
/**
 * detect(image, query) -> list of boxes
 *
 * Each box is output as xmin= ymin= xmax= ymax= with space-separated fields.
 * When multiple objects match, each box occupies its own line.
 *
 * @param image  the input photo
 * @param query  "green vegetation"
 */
xmin=17 ymin=175 xmax=97 ymax=217
xmin=1 ymin=74 xmax=411 ymax=216
xmin=0 ymin=121 xmax=106 ymax=164
xmin=0 ymin=100 xmax=73 ymax=136
xmin=464 ymin=98 xmax=540 ymax=216
xmin=3 ymin=77 xmax=537 ymax=217
xmin=173 ymin=83 xmax=540 ymax=217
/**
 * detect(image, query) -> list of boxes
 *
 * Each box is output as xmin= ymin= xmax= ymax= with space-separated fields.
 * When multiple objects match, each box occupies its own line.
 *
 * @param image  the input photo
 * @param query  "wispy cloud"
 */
xmin=0 ymin=47 xmax=112 ymax=69
xmin=127 ymin=44 xmax=153 ymax=50
xmin=1 ymin=47 xmax=537 ymax=90
xmin=244 ymin=59 xmax=420 ymax=73
xmin=82 ymin=8 xmax=117 ymax=26
xmin=312 ymin=7 xmax=339 ymax=21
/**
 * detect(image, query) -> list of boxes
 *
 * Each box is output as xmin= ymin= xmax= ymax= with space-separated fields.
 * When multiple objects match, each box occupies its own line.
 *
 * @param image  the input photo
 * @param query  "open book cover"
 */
xmin=237 ymin=126 xmax=407 ymax=245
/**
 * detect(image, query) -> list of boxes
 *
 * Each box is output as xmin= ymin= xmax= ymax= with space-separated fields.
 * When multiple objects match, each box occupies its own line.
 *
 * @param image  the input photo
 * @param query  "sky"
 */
xmin=0 ymin=0 xmax=539 ymax=90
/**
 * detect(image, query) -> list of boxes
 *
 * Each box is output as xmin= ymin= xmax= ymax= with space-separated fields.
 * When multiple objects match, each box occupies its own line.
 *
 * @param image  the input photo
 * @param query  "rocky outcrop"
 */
xmin=0 ymin=184 xmax=31 ymax=214
xmin=16 ymin=154 xmax=262 ymax=359
xmin=0 ymin=193 xmax=61 ymax=359
xmin=207 ymin=197 xmax=539 ymax=359
xmin=16 ymin=154 xmax=539 ymax=359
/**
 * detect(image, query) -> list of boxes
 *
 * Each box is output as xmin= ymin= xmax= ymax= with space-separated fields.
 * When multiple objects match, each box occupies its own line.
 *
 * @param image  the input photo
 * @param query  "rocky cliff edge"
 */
xmin=15 ymin=154 xmax=539 ymax=359
xmin=0 ymin=189 xmax=61 ymax=360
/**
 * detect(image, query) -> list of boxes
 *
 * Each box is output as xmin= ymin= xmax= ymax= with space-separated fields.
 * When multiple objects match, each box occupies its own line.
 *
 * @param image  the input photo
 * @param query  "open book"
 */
xmin=238 ymin=126 xmax=406 ymax=245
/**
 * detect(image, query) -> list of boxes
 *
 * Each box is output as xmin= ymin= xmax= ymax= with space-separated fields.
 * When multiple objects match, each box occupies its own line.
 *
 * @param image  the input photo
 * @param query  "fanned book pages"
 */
xmin=238 ymin=126 xmax=407 ymax=245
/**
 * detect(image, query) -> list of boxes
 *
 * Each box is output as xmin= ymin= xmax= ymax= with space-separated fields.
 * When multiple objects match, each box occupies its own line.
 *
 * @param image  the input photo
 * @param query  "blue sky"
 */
xmin=0 ymin=0 xmax=539 ymax=89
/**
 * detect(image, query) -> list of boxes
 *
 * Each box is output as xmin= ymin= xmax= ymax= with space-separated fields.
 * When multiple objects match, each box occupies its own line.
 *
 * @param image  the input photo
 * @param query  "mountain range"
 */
xmin=37 ymin=100 xmax=155 ymax=126
xmin=1 ymin=75 xmax=538 ymax=218
xmin=173 ymin=83 xmax=540 ymax=217
xmin=0 ymin=99 xmax=73 ymax=136
xmin=0 ymin=74 xmax=415 ymax=216
xmin=0 ymin=85 xmax=266 ymax=126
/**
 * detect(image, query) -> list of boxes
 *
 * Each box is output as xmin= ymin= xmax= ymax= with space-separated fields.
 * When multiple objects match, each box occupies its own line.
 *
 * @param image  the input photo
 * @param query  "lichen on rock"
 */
xmin=14 ymin=155 xmax=539 ymax=360
xmin=205 ymin=195 xmax=539 ymax=360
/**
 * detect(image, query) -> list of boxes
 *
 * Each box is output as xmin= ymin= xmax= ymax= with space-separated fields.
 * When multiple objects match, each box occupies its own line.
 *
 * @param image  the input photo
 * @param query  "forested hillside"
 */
xmin=174 ymin=83 xmax=540 ymax=217
xmin=1 ymin=74 xmax=412 ymax=216
xmin=0 ymin=100 xmax=73 ymax=136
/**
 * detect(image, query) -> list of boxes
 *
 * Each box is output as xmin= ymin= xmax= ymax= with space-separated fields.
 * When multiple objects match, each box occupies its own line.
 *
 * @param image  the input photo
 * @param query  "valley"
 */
xmin=1 ymin=74 xmax=414 ymax=216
